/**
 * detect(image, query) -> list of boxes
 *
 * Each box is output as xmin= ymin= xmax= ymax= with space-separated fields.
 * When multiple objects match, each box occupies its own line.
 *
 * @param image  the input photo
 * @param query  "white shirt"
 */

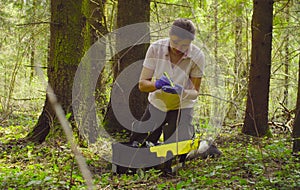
xmin=143 ymin=38 xmax=205 ymax=111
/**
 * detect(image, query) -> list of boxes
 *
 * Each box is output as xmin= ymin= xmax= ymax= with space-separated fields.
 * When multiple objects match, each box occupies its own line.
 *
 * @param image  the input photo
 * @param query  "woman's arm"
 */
xmin=182 ymin=77 xmax=202 ymax=100
xmin=138 ymin=67 xmax=156 ymax=92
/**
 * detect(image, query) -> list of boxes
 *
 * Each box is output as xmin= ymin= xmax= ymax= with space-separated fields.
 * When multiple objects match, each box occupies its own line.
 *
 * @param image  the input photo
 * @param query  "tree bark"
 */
xmin=27 ymin=0 xmax=87 ymax=143
xmin=283 ymin=4 xmax=290 ymax=107
xmin=72 ymin=0 xmax=108 ymax=144
xmin=293 ymin=109 xmax=300 ymax=153
xmin=242 ymin=0 xmax=274 ymax=137
xmin=292 ymin=55 xmax=300 ymax=154
xmin=103 ymin=0 xmax=150 ymax=136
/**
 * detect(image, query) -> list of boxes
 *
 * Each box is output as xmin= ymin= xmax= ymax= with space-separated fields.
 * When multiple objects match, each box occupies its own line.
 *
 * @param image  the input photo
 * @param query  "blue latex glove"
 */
xmin=155 ymin=75 xmax=172 ymax=89
xmin=162 ymin=84 xmax=184 ymax=94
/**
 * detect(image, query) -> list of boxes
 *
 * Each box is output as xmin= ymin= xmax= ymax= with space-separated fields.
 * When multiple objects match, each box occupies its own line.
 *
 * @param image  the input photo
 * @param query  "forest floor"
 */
xmin=0 ymin=113 xmax=300 ymax=189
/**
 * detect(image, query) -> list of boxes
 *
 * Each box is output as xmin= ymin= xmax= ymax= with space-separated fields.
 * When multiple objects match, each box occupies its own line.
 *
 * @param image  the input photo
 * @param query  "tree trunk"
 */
xmin=283 ymin=4 xmax=290 ymax=107
xmin=293 ymin=109 xmax=300 ymax=154
xmin=242 ymin=0 xmax=274 ymax=137
xmin=213 ymin=0 xmax=219 ymax=64
xmin=296 ymin=55 xmax=300 ymax=112
xmin=292 ymin=55 xmax=300 ymax=154
xmin=27 ymin=0 xmax=87 ymax=143
xmin=71 ymin=0 xmax=108 ymax=144
xmin=29 ymin=0 xmax=36 ymax=83
xmin=27 ymin=96 xmax=53 ymax=143
xmin=90 ymin=0 xmax=109 ymax=107
xmin=103 ymin=0 xmax=150 ymax=136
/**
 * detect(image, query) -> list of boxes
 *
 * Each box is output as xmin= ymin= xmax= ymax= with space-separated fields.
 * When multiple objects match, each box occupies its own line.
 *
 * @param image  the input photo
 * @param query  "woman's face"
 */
xmin=169 ymin=35 xmax=192 ymax=55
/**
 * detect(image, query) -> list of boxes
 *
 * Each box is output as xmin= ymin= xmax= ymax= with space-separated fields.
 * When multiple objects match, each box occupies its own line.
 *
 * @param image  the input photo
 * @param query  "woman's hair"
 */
xmin=170 ymin=18 xmax=196 ymax=40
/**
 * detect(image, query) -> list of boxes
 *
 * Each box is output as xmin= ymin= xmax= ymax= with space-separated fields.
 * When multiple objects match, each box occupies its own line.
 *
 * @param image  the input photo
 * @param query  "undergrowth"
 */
xmin=0 ymin=115 xmax=299 ymax=189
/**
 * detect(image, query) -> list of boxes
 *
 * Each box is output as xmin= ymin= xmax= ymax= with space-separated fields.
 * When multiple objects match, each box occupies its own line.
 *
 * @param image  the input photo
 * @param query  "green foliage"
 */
xmin=0 ymin=126 xmax=85 ymax=189
xmin=1 ymin=119 xmax=300 ymax=189
xmin=0 ymin=0 xmax=48 ymax=121
xmin=0 ymin=0 xmax=300 ymax=189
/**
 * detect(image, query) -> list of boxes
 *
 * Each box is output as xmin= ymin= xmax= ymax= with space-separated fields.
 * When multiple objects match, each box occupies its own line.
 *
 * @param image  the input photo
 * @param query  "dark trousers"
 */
xmin=130 ymin=104 xmax=194 ymax=169
xmin=130 ymin=104 xmax=194 ymax=144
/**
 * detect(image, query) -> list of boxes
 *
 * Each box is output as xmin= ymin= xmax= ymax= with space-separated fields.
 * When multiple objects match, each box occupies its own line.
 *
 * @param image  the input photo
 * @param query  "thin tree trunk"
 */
xmin=293 ymin=110 xmax=300 ymax=154
xmin=213 ymin=0 xmax=219 ymax=64
xmin=90 ymin=0 xmax=108 ymax=107
xmin=292 ymin=54 xmax=300 ymax=154
xmin=227 ymin=2 xmax=244 ymax=120
xmin=296 ymin=55 xmax=300 ymax=111
xmin=283 ymin=4 xmax=290 ymax=107
xmin=212 ymin=0 xmax=219 ymax=118
xmin=29 ymin=0 xmax=36 ymax=83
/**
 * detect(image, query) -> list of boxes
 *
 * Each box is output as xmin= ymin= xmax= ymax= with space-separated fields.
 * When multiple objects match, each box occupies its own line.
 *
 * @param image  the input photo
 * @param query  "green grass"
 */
xmin=0 ymin=116 xmax=299 ymax=189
